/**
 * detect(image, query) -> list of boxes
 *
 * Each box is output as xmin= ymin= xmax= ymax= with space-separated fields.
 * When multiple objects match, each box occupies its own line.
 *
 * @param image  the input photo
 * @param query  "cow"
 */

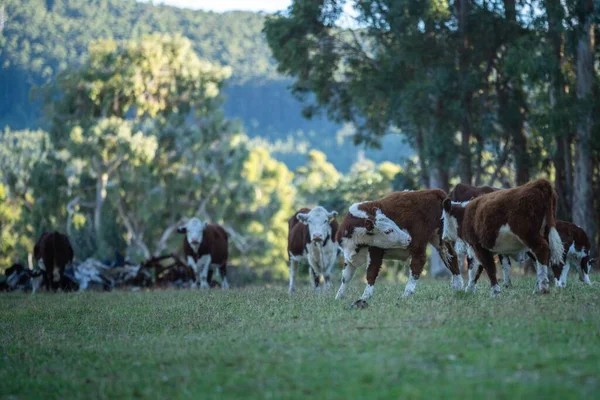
xmin=177 ymin=217 xmax=229 ymax=289
xmin=335 ymin=189 xmax=463 ymax=308
xmin=287 ymin=206 xmax=339 ymax=294
xmin=448 ymin=183 xmax=516 ymax=289
xmin=441 ymin=178 xmax=564 ymax=296
xmin=526 ymin=220 xmax=595 ymax=287
xmin=32 ymin=231 xmax=74 ymax=293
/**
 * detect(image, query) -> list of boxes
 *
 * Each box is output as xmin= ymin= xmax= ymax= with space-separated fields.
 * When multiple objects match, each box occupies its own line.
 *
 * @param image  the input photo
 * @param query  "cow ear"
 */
xmin=296 ymin=213 xmax=309 ymax=224
xmin=177 ymin=226 xmax=187 ymax=234
xmin=443 ymin=198 xmax=452 ymax=213
xmin=365 ymin=219 xmax=375 ymax=232
xmin=328 ymin=211 xmax=338 ymax=221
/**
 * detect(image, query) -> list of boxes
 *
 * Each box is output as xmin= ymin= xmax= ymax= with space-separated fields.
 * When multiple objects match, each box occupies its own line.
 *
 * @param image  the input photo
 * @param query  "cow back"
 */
xmin=449 ymin=183 xmax=497 ymax=202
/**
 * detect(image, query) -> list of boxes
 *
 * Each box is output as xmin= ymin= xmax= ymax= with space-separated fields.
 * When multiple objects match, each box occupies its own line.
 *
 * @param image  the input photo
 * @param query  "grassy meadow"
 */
xmin=1 ymin=274 xmax=599 ymax=399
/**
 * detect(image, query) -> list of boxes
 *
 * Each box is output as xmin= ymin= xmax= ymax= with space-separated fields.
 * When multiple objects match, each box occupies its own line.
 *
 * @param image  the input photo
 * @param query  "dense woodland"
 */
xmin=0 ymin=0 xmax=599 ymax=281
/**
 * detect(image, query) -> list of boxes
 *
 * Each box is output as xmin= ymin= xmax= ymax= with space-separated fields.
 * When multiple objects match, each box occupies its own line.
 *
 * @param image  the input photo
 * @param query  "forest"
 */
xmin=0 ymin=0 xmax=599 ymax=282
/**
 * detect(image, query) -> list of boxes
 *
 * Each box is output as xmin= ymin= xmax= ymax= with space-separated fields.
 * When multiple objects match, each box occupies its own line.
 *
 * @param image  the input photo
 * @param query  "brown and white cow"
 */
xmin=287 ymin=206 xmax=339 ymax=294
xmin=177 ymin=217 xmax=229 ymax=289
xmin=335 ymin=190 xmax=463 ymax=307
xmin=527 ymin=220 xmax=595 ymax=287
xmin=442 ymin=178 xmax=564 ymax=296
xmin=32 ymin=231 xmax=74 ymax=293
xmin=448 ymin=183 xmax=516 ymax=289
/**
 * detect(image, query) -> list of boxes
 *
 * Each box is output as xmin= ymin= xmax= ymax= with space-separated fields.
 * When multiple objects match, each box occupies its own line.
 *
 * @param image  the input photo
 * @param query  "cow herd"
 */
xmin=1 ymin=178 xmax=596 ymax=306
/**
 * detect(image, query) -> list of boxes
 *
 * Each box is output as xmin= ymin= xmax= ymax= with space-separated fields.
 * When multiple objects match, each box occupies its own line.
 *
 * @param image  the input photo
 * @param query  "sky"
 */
xmin=150 ymin=0 xmax=292 ymax=13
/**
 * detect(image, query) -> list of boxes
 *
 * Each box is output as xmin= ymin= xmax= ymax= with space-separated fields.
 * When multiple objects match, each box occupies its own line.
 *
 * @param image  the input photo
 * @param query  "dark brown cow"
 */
xmin=32 ymin=231 xmax=74 ymax=292
xmin=177 ymin=217 xmax=229 ymax=289
xmin=287 ymin=206 xmax=339 ymax=294
xmin=335 ymin=190 xmax=463 ymax=307
xmin=448 ymin=183 xmax=516 ymax=289
xmin=526 ymin=220 xmax=595 ymax=287
xmin=442 ymin=178 xmax=564 ymax=296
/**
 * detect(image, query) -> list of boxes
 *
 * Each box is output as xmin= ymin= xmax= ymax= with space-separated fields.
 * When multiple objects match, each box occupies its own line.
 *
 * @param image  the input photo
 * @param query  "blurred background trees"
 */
xmin=0 ymin=0 xmax=599 ymax=282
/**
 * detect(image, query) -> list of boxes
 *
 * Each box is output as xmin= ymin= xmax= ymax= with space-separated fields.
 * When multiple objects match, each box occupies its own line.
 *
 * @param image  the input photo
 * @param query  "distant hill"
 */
xmin=0 ymin=0 xmax=412 ymax=171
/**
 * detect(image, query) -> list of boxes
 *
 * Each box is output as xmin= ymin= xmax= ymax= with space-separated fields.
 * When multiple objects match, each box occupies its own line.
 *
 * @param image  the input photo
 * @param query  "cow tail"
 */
xmin=546 ymin=188 xmax=564 ymax=266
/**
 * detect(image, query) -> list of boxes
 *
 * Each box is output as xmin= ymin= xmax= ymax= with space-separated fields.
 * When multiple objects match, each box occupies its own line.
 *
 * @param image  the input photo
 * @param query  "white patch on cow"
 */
xmin=451 ymin=200 xmax=471 ymax=207
xmin=501 ymin=256 xmax=512 ymax=287
xmin=37 ymin=259 xmax=46 ymax=271
xmin=451 ymin=274 xmax=463 ymax=291
xmin=490 ymin=284 xmax=501 ymax=297
xmin=221 ymin=277 xmax=230 ymax=289
xmin=454 ymin=239 xmax=468 ymax=269
xmin=465 ymin=281 xmax=477 ymax=294
xmin=567 ymin=242 xmax=586 ymax=262
xmin=402 ymin=272 xmax=418 ymax=297
xmin=548 ymin=227 xmax=564 ymax=266
xmin=187 ymin=256 xmax=199 ymax=274
xmin=466 ymin=266 xmax=477 ymax=290
xmin=491 ymin=224 xmax=526 ymax=254
xmin=360 ymin=284 xmax=374 ymax=300
xmin=288 ymin=257 xmax=297 ymax=294
xmin=53 ymin=268 xmax=61 ymax=283
xmin=583 ymin=274 xmax=591 ymax=285
xmin=441 ymin=210 xmax=458 ymax=242
xmin=349 ymin=202 xmax=369 ymax=219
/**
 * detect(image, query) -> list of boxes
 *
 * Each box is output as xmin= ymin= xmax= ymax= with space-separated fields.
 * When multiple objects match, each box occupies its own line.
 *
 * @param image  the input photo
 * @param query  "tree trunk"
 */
xmin=572 ymin=1 xmax=595 ymax=243
xmin=415 ymin=128 xmax=429 ymax=188
xmin=94 ymin=172 xmax=108 ymax=248
xmin=457 ymin=0 xmax=472 ymax=185
xmin=546 ymin=0 xmax=571 ymax=220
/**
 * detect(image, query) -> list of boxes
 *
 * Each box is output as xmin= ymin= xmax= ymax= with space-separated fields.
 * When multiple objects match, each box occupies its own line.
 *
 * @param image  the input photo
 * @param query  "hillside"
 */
xmin=0 ymin=0 xmax=411 ymax=171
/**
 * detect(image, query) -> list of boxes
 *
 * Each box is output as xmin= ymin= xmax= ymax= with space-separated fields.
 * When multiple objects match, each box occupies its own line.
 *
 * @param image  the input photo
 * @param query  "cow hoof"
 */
xmin=490 ymin=285 xmax=501 ymax=297
xmin=451 ymin=275 xmax=464 ymax=291
xmin=465 ymin=284 xmax=477 ymax=294
xmin=200 ymin=282 xmax=209 ymax=289
xmin=503 ymin=280 xmax=512 ymax=288
xmin=401 ymin=291 xmax=414 ymax=298
xmin=348 ymin=299 xmax=369 ymax=310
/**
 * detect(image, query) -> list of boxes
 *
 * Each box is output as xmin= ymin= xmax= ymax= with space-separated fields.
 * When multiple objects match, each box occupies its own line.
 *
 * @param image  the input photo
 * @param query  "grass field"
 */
xmin=1 ymin=275 xmax=599 ymax=399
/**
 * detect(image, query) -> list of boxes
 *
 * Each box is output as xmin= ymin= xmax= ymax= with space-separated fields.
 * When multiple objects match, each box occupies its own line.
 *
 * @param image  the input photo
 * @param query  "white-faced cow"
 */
xmin=32 ymin=231 xmax=74 ymax=293
xmin=524 ymin=220 xmax=595 ymax=287
xmin=335 ymin=189 xmax=463 ymax=308
xmin=442 ymin=178 xmax=564 ymax=296
xmin=448 ymin=183 xmax=516 ymax=289
xmin=177 ymin=218 xmax=229 ymax=289
xmin=287 ymin=206 xmax=339 ymax=294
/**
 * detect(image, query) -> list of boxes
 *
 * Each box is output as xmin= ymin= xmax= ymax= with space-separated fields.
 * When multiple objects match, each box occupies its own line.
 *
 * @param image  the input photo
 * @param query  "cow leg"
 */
xmin=473 ymin=246 xmax=500 ymax=297
xmin=309 ymin=266 xmax=320 ymax=291
xmin=527 ymin=237 xmax=551 ymax=294
xmin=435 ymin=241 xmax=463 ymax=291
xmin=218 ymin=264 xmax=229 ymax=289
xmin=198 ymin=255 xmax=212 ymax=289
xmin=335 ymin=262 xmax=357 ymax=300
xmin=555 ymin=261 xmax=568 ymax=287
xmin=289 ymin=259 xmax=297 ymax=294
xmin=403 ymin=251 xmax=426 ymax=297
xmin=335 ymin=247 xmax=367 ymax=300
xmin=187 ymin=256 xmax=200 ymax=289
xmin=499 ymin=255 xmax=512 ymax=288
xmin=353 ymin=248 xmax=384 ymax=306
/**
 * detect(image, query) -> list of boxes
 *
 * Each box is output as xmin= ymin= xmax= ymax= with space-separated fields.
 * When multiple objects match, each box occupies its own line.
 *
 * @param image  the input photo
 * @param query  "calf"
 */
xmin=287 ymin=206 xmax=339 ymax=294
xmin=448 ymin=183 xmax=515 ymax=288
xmin=526 ymin=220 xmax=595 ymax=287
xmin=335 ymin=189 xmax=463 ymax=307
xmin=177 ymin=218 xmax=229 ymax=289
xmin=442 ymin=178 xmax=564 ymax=296
xmin=32 ymin=231 xmax=74 ymax=293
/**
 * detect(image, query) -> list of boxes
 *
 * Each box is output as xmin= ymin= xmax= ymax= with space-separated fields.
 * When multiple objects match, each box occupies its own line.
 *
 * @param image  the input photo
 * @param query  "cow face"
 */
xmin=177 ymin=218 xmax=207 ymax=250
xmin=297 ymin=206 xmax=337 ymax=243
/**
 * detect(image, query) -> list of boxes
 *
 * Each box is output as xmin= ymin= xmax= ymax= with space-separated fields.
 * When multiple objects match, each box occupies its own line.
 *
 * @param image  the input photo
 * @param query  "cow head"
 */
xmin=297 ymin=206 xmax=337 ymax=243
xmin=442 ymin=198 xmax=467 ymax=242
xmin=579 ymin=255 xmax=595 ymax=285
xmin=177 ymin=218 xmax=207 ymax=251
